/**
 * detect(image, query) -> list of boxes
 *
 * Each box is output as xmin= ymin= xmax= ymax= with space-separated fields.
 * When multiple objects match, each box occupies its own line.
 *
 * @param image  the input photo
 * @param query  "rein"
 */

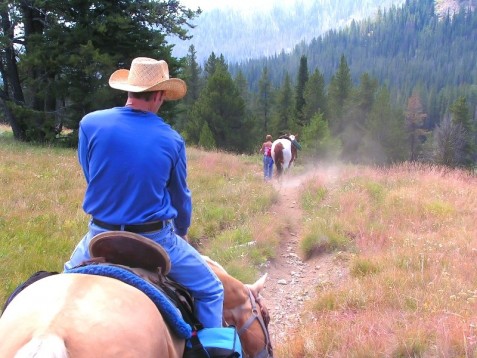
xmin=236 ymin=288 xmax=273 ymax=358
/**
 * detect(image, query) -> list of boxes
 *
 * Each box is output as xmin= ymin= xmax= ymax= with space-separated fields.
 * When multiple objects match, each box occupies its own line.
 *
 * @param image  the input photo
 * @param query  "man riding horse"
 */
xmin=65 ymin=57 xmax=224 ymax=328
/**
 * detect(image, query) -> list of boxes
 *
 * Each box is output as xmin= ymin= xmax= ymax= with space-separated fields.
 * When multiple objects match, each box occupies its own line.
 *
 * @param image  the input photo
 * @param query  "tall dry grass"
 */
xmin=0 ymin=134 xmax=277 ymax=304
xmin=277 ymin=163 xmax=477 ymax=357
xmin=3 ymin=127 xmax=477 ymax=356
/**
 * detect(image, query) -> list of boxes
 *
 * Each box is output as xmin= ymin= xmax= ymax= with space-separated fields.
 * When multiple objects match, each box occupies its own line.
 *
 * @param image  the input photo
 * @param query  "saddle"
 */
xmin=87 ymin=231 xmax=200 ymax=330
xmin=89 ymin=231 xmax=171 ymax=274
xmin=87 ymin=233 xmax=244 ymax=358
xmin=278 ymin=134 xmax=301 ymax=150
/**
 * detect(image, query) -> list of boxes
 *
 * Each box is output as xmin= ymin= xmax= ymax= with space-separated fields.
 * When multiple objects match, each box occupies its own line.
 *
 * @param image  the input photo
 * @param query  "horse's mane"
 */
xmin=202 ymin=256 xmax=227 ymax=273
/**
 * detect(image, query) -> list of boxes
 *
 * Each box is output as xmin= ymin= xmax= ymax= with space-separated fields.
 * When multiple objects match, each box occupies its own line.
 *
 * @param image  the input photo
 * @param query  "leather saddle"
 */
xmin=89 ymin=231 xmax=171 ymax=274
xmin=87 ymin=231 xmax=199 ymax=329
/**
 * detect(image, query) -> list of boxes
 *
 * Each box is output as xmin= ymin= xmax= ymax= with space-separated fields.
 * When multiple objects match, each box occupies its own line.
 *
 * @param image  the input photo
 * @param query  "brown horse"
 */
xmin=271 ymin=135 xmax=299 ymax=177
xmin=0 ymin=258 xmax=272 ymax=358
xmin=205 ymin=257 xmax=272 ymax=358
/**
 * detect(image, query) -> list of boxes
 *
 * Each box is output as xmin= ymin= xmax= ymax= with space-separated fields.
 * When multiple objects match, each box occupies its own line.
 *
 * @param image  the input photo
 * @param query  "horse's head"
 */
xmin=239 ymin=274 xmax=273 ymax=358
xmin=226 ymin=274 xmax=273 ymax=358
xmin=205 ymin=257 xmax=273 ymax=357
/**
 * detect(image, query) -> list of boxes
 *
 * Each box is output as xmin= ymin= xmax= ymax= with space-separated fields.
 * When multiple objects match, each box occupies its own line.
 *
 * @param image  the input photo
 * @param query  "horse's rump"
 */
xmin=0 ymin=274 xmax=184 ymax=358
xmin=272 ymin=138 xmax=296 ymax=177
xmin=273 ymin=142 xmax=284 ymax=174
xmin=1 ymin=232 xmax=273 ymax=357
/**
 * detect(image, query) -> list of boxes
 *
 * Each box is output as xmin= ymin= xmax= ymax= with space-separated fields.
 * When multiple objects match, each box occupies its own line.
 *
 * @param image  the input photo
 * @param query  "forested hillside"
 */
xmin=2 ymin=0 xmax=476 ymax=169
xmin=231 ymin=0 xmax=477 ymax=124
xmin=169 ymin=0 xmax=405 ymax=63
xmin=174 ymin=0 xmax=476 ymax=168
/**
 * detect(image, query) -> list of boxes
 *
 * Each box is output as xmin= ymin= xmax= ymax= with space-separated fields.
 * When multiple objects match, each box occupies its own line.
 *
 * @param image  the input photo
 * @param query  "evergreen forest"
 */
xmin=169 ymin=0 xmax=405 ymax=63
xmin=1 ymin=0 xmax=476 ymax=168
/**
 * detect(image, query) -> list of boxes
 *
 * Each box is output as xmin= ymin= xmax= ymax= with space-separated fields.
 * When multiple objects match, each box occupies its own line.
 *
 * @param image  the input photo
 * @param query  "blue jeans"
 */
xmin=64 ymin=221 xmax=224 ymax=328
xmin=263 ymin=155 xmax=273 ymax=180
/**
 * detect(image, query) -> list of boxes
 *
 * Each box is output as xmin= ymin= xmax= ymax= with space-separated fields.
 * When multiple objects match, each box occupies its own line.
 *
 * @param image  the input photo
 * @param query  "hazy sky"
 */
xmin=180 ymin=0 xmax=278 ymax=11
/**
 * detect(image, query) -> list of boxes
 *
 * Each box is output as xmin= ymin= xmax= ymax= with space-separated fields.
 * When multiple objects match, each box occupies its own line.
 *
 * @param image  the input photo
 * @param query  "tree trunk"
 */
xmin=0 ymin=6 xmax=27 ymax=140
xmin=0 ymin=96 xmax=26 ymax=141
xmin=21 ymin=2 xmax=45 ymax=112
xmin=0 ymin=6 xmax=25 ymax=103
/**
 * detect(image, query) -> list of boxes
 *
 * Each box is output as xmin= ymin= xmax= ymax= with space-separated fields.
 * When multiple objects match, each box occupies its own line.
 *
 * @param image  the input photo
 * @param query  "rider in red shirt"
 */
xmin=260 ymin=134 xmax=274 ymax=180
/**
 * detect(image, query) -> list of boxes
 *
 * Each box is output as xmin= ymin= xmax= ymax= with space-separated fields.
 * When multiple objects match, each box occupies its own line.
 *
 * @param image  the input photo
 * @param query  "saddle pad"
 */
xmin=65 ymin=264 xmax=192 ymax=339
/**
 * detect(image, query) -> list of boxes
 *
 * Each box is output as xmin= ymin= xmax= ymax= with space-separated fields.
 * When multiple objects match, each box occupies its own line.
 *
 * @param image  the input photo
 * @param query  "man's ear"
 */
xmin=157 ymin=91 xmax=165 ymax=101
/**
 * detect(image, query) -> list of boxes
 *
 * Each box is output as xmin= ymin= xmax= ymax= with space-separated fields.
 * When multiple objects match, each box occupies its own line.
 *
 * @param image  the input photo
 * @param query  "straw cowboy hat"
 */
xmin=109 ymin=57 xmax=187 ymax=100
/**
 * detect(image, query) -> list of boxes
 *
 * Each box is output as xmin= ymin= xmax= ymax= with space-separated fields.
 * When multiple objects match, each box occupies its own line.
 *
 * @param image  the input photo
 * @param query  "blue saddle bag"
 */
xmin=184 ymin=326 xmax=242 ymax=358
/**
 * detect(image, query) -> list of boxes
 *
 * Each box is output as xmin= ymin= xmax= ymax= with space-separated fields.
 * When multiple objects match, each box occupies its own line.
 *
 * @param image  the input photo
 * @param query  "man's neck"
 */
xmin=125 ymin=98 xmax=153 ymax=112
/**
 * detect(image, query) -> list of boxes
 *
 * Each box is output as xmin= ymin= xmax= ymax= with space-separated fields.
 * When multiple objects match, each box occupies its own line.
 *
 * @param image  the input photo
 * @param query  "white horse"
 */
xmin=271 ymin=135 xmax=299 ymax=177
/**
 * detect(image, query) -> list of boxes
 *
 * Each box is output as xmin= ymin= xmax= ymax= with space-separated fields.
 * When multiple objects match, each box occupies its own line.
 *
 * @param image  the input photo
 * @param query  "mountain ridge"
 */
xmin=170 ymin=0 xmax=406 ymax=64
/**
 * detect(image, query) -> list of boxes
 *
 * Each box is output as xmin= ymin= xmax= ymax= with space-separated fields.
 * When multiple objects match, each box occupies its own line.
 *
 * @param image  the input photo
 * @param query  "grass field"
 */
xmin=2 ymin=126 xmax=477 ymax=356
xmin=281 ymin=163 xmax=477 ymax=357
xmin=0 ymin=131 xmax=278 ymax=298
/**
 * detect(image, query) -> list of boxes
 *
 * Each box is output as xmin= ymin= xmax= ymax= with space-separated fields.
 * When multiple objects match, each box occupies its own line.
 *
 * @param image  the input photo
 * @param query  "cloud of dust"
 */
xmin=275 ymin=159 xmax=346 ymax=189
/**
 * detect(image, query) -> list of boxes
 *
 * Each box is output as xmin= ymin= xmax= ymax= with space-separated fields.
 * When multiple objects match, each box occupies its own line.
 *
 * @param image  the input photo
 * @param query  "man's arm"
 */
xmin=77 ymin=125 xmax=90 ymax=183
xmin=168 ymin=144 xmax=192 ymax=237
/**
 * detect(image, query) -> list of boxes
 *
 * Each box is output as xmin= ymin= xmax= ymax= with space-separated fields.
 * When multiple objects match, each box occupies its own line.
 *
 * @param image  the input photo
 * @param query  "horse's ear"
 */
xmin=248 ymin=273 xmax=267 ymax=295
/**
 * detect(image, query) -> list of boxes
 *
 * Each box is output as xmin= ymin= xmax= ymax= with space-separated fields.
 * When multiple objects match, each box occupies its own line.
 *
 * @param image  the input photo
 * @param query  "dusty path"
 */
xmin=261 ymin=170 xmax=347 ymax=344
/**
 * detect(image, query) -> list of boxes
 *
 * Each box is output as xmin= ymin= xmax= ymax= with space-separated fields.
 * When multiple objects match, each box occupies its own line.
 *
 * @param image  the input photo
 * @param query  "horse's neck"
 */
xmin=204 ymin=257 xmax=250 ymax=326
xmin=213 ymin=269 xmax=251 ymax=331
xmin=209 ymin=265 xmax=248 ymax=309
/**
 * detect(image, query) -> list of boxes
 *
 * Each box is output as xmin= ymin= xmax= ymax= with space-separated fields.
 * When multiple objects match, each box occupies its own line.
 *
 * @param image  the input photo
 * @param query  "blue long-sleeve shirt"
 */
xmin=78 ymin=107 xmax=192 ymax=236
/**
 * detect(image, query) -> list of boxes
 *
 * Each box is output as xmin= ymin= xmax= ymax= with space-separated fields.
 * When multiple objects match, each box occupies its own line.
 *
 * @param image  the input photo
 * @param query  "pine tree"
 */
xmin=362 ymin=87 xmax=408 ymax=164
xmin=183 ymin=112 xmax=204 ymax=145
xmin=184 ymin=45 xmax=202 ymax=104
xmin=257 ymin=67 xmax=273 ymax=133
xmin=1 ymin=0 xmax=199 ymax=142
xmin=271 ymin=73 xmax=295 ymax=136
xmin=295 ymin=55 xmax=309 ymax=126
xmin=432 ymin=114 xmax=466 ymax=167
xmin=450 ymin=96 xmax=474 ymax=166
xmin=189 ymin=61 xmax=248 ymax=152
xmin=339 ymin=73 xmax=379 ymax=162
xmin=204 ymin=53 xmax=227 ymax=77
xmin=204 ymin=52 xmax=218 ymax=77
xmin=235 ymin=71 xmax=249 ymax=105
xmin=405 ymin=91 xmax=428 ymax=161
xmin=198 ymin=122 xmax=216 ymax=150
xmin=301 ymin=112 xmax=341 ymax=160
xmin=327 ymin=54 xmax=353 ymax=136
xmin=175 ymin=45 xmax=202 ymax=133
xmin=303 ymin=69 xmax=327 ymax=125
xmin=355 ymin=73 xmax=378 ymax=113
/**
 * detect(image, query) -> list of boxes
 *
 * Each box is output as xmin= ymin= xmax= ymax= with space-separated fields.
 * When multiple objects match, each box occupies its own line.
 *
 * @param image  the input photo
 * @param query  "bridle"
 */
xmin=235 ymin=287 xmax=273 ymax=358
xmin=235 ymin=288 xmax=273 ymax=358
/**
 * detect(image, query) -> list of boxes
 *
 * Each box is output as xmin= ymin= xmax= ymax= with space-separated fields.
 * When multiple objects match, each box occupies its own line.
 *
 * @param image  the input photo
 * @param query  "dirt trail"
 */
xmin=261 ymin=170 xmax=347 ymax=343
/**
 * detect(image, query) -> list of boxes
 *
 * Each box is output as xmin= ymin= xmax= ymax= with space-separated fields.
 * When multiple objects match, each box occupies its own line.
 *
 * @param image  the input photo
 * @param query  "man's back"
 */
xmin=78 ymin=106 xmax=191 ymax=231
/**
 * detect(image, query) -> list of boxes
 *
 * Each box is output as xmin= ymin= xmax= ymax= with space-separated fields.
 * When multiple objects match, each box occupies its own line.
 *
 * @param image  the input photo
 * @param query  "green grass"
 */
xmin=278 ymin=163 xmax=477 ymax=357
xmin=4 ymin=130 xmax=477 ymax=357
xmin=0 ymin=138 xmax=277 ymax=304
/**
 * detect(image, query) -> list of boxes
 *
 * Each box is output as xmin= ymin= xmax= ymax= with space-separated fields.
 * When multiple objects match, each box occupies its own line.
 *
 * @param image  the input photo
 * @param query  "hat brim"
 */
xmin=89 ymin=231 xmax=171 ymax=274
xmin=109 ymin=69 xmax=187 ymax=101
